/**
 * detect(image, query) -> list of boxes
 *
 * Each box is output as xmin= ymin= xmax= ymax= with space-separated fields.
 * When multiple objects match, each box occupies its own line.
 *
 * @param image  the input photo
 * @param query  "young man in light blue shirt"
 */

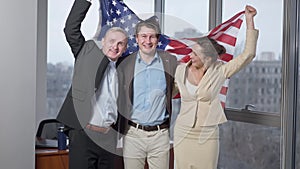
xmin=117 ymin=16 xmax=178 ymax=169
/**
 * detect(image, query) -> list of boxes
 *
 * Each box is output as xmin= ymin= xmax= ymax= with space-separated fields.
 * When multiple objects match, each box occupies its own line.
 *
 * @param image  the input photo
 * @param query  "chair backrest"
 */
xmin=36 ymin=119 xmax=63 ymax=139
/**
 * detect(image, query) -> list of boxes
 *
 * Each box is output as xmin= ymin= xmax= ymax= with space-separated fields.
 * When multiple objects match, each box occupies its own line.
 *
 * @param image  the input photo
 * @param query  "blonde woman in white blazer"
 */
xmin=173 ymin=5 xmax=259 ymax=169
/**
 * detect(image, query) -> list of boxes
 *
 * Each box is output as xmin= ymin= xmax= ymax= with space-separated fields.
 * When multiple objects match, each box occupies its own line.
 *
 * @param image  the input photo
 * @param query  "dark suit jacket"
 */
xmin=57 ymin=0 xmax=110 ymax=130
xmin=117 ymin=50 xmax=178 ymax=134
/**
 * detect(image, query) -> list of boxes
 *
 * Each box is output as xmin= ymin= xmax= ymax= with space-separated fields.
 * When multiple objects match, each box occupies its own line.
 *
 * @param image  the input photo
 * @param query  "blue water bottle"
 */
xmin=57 ymin=126 xmax=67 ymax=150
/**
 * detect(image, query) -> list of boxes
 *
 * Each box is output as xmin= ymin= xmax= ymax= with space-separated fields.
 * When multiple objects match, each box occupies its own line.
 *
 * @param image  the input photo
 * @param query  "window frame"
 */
xmin=281 ymin=0 xmax=299 ymax=168
xmin=40 ymin=0 xmax=300 ymax=168
xmin=159 ymin=0 xmax=296 ymax=168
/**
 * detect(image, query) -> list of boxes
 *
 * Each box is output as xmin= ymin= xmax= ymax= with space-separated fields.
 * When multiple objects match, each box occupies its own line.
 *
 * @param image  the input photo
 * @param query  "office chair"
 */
xmin=36 ymin=119 xmax=63 ymax=139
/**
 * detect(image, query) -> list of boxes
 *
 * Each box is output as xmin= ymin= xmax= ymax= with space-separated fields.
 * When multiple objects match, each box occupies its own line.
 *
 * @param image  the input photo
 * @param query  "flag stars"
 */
xmin=129 ymin=35 xmax=134 ymax=40
xmin=128 ymin=15 xmax=132 ymax=20
xmin=106 ymin=20 xmax=113 ymax=26
xmin=120 ymin=18 xmax=125 ymax=24
xmin=110 ymin=9 xmax=114 ymax=14
xmin=158 ymin=41 xmax=163 ymax=47
xmin=124 ymin=7 xmax=128 ymax=12
xmin=125 ymin=27 xmax=129 ymax=32
xmin=112 ymin=0 xmax=117 ymax=6
xmin=133 ymin=43 xmax=138 ymax=47
xmin=113 ymin=18 xmax=117 ymax=23
xmin=132 ymin=23 xmax=136 ymax=28
xmin=116 ymin=9 xmax=121 ymax=15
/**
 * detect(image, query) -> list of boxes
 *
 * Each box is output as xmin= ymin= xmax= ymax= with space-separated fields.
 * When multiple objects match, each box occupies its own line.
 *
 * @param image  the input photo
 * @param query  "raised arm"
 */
xmin=64 ymin=0 xmax=91 ymax=59
xmin=245 ymin=5 xmax=257 ymax=30
xmin=222 ymin=5 xmax=259 ymax=78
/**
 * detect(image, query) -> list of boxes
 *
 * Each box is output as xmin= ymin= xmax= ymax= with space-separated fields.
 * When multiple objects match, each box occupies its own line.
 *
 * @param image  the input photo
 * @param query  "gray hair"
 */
xmin=104 ymin=27 xmax=128 ymax=43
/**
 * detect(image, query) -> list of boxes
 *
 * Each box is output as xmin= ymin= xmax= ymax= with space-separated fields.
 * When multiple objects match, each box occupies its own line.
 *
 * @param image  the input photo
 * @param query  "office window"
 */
xmin=224 ymin=0 xmax=283 ymax=113
xmin=123 ymin=0 xmax=154 ymax=19
xmin=46 ymin=0 xmax=99 ymax=118
xmin=164 ymin=0 xmax=208 ymax=39
xmin=220 ymin=1 xmax=282 ymax=169
xmin=218 ymin=121 xmax=280 ymax=169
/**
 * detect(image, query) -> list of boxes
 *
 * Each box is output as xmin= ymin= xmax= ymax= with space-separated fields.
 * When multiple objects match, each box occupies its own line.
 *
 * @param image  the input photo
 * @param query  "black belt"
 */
xmin=128 ymin=119 xmax=169 ymax=132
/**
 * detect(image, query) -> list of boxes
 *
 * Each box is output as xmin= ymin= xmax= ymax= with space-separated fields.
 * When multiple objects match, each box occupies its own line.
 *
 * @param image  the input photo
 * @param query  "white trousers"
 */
xmin=123 ymin=126 xmax=170 ymax=169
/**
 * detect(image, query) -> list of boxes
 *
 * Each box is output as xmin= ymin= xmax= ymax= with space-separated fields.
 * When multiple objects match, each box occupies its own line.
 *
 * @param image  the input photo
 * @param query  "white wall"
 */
xmin=0 ymin=0 xmax=39 ymax=168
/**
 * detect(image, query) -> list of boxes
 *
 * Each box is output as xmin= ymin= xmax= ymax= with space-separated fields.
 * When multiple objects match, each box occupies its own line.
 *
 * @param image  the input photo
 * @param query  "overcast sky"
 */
xmin=47 ymin=0 xmax=283 ymax=65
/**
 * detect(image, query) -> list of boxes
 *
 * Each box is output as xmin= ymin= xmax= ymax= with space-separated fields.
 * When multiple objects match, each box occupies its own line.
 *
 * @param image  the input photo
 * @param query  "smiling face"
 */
xmin=135 ymin=26 xmax=159 ymax=56
xmin=101 ymin=28 xmax=128 ymax=61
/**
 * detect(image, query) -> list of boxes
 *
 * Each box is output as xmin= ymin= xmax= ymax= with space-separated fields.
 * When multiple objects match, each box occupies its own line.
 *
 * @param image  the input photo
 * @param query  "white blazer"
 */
xmin=175 ymin=29 xmax=259 ymax=127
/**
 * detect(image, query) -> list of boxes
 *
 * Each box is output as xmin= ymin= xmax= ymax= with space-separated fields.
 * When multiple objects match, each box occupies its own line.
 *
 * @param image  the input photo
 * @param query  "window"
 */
xmin=224 ymin=0 xmax=283 ymax=113
xmin=39 ymin=0 xmax=300 ymax=168
xmin=123 ymin=0 xmax=154 ymax=20
xmin=46 ymin=0 xmax=99 ymax=118
xmin=165 ymin=0 xmax=209 ymax=39
xmin=219 ymin=121 xmax=280 ymax=169
xmin=221 ymin=1 xmax=283 ymax=168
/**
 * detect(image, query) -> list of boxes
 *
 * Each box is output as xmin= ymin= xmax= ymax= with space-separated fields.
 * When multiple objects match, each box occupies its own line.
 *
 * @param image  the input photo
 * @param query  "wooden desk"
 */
xmin=35 ymin=149 xmax=69 ymax=169
xmin=35 ymin=147 xmax=173 ymax=169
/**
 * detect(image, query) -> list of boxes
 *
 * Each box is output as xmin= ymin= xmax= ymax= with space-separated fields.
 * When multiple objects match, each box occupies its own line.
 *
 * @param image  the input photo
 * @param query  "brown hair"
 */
xmin=135 ymin=16 xmax=161 ymax=38
xmin=196 ymin=37 xmax=226 ymax=62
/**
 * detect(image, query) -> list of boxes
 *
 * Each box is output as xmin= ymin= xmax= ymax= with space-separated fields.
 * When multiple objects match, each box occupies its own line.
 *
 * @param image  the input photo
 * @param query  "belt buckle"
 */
xmin=144 ymin=125 xmax=157 ymax=132
xmin=137 ymin=123 xmax=144 ymax=130
xmin=156 ymin=125 xmax=160 ymax=130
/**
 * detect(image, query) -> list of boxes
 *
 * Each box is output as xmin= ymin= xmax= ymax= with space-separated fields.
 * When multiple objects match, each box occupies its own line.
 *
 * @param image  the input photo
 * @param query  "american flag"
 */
xmin=96 ymin=0 xmax=245 ymax=108
xmin=96 ymin=0 xmax=173 ymax=56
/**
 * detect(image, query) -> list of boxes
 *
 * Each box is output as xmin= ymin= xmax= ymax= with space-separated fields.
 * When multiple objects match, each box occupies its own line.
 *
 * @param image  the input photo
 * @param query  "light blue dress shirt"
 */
xmin=131 ymin=52 xmax=168 ymax=126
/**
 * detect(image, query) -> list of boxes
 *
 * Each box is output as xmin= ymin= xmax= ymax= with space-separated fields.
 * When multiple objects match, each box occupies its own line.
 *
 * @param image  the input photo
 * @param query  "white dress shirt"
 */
xmin=89 ymin=61 xmax=118 ymax=127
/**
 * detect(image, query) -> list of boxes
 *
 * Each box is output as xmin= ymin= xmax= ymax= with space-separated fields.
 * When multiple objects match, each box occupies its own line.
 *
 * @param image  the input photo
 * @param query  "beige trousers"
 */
xmin=174 ymin=125 xmax=219 ymax=169
xmin=123 ymin=126 xmax=170 ymax=169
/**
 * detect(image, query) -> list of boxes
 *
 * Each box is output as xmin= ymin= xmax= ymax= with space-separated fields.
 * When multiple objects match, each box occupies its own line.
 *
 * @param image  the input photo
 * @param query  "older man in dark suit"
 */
xmin=56 ymin=0 xmax=128 ymax=168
